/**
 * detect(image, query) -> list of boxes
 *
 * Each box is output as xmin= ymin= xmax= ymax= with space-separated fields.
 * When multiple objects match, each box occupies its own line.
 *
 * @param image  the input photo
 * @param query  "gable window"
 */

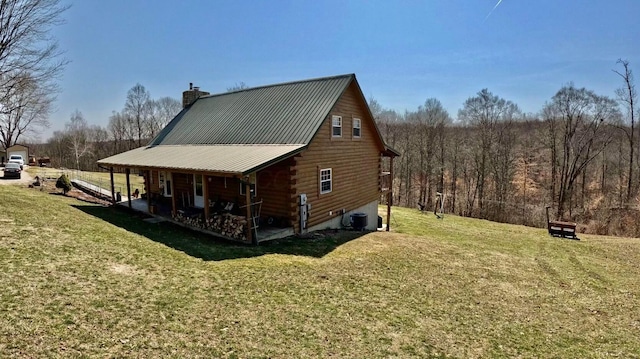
xmin=332 ymin=116 xmax=342 ymax=137
xmin=353 ymin=118 xmax=361 ymax=138
xmin=320 ymin=168 xmax=332 ymax=194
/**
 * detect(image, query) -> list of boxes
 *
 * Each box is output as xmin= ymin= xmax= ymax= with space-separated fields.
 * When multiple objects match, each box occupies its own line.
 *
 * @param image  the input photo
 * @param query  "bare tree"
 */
xmin=613 ymin=59 xmax=637 ymax=204
xmin=66 ymin=110 xmax=92 ymax=170
xmin=0 ymin=73 xmax=53 ymax=148
xmin=411 ymin=98 xmax=450 ymax=208
xmin=0 ymin=0 xmax=68 ymax=146
xmin=543 ymin=84 xmax=621 ymax=218
xmin=458 ymin=89 xmax=520 ymax=217
xmin=108 ymin=110 xmax=127 ymax=152
xmin=124 ymin=83 xmax=151 ymax=146
xmin=227 ymin=82 xmax=249 ymax=92
xmin=147 ymin=96 xmax=181 ymax=138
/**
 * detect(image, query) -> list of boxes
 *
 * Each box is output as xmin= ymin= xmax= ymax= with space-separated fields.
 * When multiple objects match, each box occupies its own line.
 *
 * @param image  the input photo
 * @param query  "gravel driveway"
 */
xmin=0 ymin=165 xmax=35 ymax=185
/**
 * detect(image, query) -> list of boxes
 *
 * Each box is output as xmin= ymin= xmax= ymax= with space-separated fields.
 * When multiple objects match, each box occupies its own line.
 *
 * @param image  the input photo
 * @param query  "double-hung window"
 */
xmin=353 ymin=118 xmax=361 ymax=138
xmin=332 ymin=116 xmax=342 ymax=137
xmin=320 ymin=168 xmax=332 ymax=194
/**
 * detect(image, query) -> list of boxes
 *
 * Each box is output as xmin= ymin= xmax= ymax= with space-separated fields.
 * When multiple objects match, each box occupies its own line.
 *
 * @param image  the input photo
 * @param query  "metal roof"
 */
xmin=97 ymin=144 xmax=305 ymax=175
xmin=149 ymin=74 xmax=354 ymax=146
xmin=98 ymin=73 xmax=398 ymax=174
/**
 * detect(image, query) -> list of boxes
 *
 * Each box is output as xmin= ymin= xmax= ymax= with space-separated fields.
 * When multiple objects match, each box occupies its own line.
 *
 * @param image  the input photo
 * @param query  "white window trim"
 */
xmin=320 ymin=168 xmax=332 ymax=194
xmin=353 ymin=118 xmax=361 ymax=138
xmin=332 ymin=115 xmax=342 ymax=137
xmin=194 ymin=174 xmax=204 ymax=197
xmin=159 ymin=171 xmax=172 ymax=197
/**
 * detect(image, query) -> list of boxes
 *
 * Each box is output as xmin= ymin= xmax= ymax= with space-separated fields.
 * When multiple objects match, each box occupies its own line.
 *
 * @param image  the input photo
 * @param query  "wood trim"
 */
xmin=145 ymin=170 xmax=151 ymax=213
xmin=170 ymin=172 xmax=177 ymax=216
xmin=126 ymin=168 xmax=132 ymax=209
xmin=110 ymin=167 xmax=116 ymax=205
xmin=245 ymin=181 xmax=254 ymax=244
xmin=203 ymin=175 xmax=210 ymax=219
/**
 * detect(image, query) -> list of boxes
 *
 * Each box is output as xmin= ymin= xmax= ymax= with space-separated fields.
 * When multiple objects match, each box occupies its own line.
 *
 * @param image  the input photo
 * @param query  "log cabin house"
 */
xmin=98 ymin=74 xmax=399 ymax=244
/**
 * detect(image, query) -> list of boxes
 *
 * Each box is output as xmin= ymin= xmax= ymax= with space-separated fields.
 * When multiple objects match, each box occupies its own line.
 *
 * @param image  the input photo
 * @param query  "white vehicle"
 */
xmin=8 ymin=155 xmax=24 ymax=169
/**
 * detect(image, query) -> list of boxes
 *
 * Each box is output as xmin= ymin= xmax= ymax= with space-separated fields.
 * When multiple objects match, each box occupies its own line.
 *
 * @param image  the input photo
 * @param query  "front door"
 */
xmin=193 ymin=174 xmax=204 ymax=208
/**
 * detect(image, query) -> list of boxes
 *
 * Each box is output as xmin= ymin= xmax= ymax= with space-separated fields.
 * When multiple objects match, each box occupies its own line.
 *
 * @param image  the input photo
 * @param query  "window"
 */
xmin=353 ymin=118 xmax=361 ymax=138
xmin=194 ymin=174 xmax=203 ymax=197
xmin=240 ymin=182 xmax=257 ymax=197
xmin=320 ymin=168 xmax=332 ymax=194
xmin=332 ymin=116 xmax=342 ymax=137
xmin=159 ymin=171 xmax=172 ymax=197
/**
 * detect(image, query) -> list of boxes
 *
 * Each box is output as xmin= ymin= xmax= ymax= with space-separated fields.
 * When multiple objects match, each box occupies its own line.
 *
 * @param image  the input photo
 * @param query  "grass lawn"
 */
xmin=1 ymin=185 xmax=639 ymax=358
xmin=27 ymin=167 xmax=145 ymax=194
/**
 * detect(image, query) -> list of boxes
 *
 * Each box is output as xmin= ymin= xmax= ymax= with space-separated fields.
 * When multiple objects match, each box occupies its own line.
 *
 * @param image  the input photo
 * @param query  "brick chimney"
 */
xmin=182 ymin=82 xmax=210 ymax=108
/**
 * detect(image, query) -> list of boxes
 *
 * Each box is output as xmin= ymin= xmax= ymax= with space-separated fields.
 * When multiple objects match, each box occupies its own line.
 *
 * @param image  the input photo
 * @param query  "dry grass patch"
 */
xmin=1 ymin=187 xmax=639 ymax=358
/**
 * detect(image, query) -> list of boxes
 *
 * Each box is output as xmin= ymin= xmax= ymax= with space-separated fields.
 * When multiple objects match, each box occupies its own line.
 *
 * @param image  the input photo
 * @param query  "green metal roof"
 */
xmin=98 ymin=73 xmax=398 ymax=174
xmin=97 ymin=144 xmax=305 ymax=175
xmin=149 ymin=74 xmax=354 ymax=146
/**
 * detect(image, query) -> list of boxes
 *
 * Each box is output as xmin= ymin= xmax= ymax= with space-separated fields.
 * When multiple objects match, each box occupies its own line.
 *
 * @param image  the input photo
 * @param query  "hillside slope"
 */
xmin=1 ymin=185 xmax=639 ymax=358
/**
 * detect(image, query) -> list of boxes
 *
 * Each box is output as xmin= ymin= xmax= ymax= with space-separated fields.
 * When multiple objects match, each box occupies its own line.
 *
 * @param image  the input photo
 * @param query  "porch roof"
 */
xmin=97 ymin=144 xmax=305 ymax=175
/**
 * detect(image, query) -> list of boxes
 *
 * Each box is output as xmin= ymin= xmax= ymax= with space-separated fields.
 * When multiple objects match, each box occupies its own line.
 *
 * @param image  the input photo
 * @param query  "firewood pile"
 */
xmin=173 ymin=212 xmax=247 ymax=241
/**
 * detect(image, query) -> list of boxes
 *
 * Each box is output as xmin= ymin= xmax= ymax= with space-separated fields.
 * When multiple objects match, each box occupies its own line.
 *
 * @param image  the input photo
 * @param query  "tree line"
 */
xmin=374 ymin=60 xmax=637 ymax=235
xmin=31 ymin=84 xmax=181 ymax=170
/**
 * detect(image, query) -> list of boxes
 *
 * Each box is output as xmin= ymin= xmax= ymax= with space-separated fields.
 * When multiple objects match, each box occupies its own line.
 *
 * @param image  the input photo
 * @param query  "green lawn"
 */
xmin=1 ymin=185 xmax=639 ymax=358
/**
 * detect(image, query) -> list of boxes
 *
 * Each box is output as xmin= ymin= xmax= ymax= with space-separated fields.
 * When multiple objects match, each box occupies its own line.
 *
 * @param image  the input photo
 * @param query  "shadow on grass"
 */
xmin=73 ymin=204 xmax=366 ymax=261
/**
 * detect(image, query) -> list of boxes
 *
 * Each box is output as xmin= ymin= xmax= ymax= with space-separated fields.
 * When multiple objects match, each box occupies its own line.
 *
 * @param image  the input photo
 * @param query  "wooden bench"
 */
xmin=545 ymin=207 xmax=579 ymax=240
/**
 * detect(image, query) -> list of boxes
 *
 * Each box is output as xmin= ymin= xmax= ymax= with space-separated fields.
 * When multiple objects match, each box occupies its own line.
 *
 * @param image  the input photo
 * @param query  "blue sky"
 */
xmin=41 ymin=0 xmax=640 ymax=140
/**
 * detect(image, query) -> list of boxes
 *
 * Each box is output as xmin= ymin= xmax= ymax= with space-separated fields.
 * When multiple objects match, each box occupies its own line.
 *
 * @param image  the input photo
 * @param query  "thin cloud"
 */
xmin=484 ymin=0 xmax=504 ymax=22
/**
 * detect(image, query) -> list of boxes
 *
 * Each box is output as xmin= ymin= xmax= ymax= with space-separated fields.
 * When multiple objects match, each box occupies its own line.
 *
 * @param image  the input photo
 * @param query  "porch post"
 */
xmin=244 ymin=181 xmax=254 ymax=244
xmin=386 ymin=157 xmax=394 ymax=232
xmin=170 ymin=172 xmax=177 ymax=217
xmin=145 ymin=170 xmax=151 ymax=213
xmin=110 ymin=167 xmax=116 ymax=205
xmin=203 ymin=175 xmax=210 ymax=219
xmin=126 ymin=168 xmax=132 ymax=209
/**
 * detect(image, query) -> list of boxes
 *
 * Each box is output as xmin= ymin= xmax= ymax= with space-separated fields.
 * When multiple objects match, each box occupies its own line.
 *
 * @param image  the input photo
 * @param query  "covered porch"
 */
xmin=97 ymin=144 xmax=304 ymax=244
xmin=117 ymin=196 xmax=294 ymax=243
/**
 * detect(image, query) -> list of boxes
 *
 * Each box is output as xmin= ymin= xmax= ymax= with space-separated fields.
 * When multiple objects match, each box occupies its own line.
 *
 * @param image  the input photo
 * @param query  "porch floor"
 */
xmin=116 ymin=197 xmax=293 ymax=243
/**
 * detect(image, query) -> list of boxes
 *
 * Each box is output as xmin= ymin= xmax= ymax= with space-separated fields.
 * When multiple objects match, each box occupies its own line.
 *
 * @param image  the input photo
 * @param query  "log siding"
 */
xmin=292 ymin=81 xmax=383 ymax=232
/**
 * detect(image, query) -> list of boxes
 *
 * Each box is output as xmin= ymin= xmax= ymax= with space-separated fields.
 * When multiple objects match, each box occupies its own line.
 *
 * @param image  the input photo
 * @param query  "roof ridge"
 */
xmin=147 ymin=143 xmax=306 ymax=148
xmin=201 ymin=73 xmax=355 ymax=99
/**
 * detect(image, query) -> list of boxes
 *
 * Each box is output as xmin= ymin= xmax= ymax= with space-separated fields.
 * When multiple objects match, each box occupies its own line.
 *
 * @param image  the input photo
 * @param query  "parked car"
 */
xmin=3 ymin=162 xmax=22 ymax=179
xmin=9 ymin=155 xmax=24 ymax=168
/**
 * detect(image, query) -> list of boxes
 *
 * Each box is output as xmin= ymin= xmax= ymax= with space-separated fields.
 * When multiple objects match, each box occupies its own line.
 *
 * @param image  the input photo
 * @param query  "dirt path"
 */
xmin=0 ymin=166 xmax=35 ymax=185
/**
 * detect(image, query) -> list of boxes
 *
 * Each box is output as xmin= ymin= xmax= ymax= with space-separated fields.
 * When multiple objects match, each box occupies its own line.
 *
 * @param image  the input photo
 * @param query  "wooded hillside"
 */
xmin=374 ymin=75 xmax=639 ymax=237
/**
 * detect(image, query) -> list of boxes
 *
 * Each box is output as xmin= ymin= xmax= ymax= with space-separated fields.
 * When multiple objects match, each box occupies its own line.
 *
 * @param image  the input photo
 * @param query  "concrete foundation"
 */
xmin=307 ymin=200 xmax=380 ymax=232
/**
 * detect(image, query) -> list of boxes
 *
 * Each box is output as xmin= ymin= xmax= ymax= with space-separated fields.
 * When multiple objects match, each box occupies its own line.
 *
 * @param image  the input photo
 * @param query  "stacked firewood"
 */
xmin=205 ymin=214 xmax=247 ymax=240
xmin=173 ymin=212 xmax=205 ymax=229
xmin=173 ymin=212 xmax=247 ymax=241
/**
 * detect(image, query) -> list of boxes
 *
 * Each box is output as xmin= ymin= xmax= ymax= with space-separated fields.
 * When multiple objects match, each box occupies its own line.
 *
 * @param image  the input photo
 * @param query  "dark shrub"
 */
xmin=56 ymin=174 xmax=72 ymax=194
